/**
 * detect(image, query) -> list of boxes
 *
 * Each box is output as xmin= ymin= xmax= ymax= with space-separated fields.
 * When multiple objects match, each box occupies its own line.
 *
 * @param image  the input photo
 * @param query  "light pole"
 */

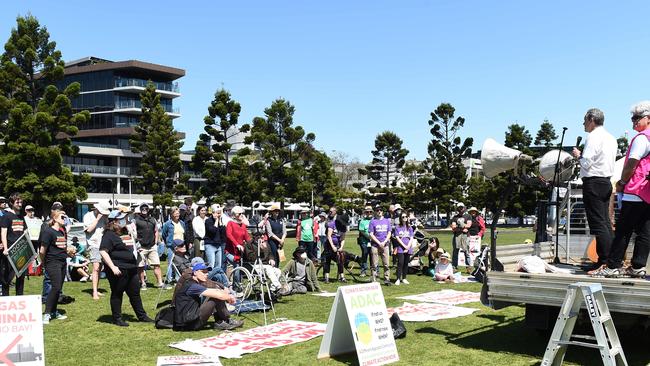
xmin=106 ymin=178 xmax=115 ymax=208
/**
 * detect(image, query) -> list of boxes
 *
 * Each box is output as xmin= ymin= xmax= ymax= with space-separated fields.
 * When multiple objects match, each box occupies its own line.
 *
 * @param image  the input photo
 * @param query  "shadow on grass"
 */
xmin=81 ymin=288 xmax=107 ymax=295
xmin=96 ymin=314 xmax=138 ymax=324
xmin=416 ymin=315 xmax=650 ymax=365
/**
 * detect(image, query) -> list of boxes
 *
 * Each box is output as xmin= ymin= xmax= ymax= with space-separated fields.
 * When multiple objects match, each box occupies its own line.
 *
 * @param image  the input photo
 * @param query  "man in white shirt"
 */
xmin=572 ymin=108 xmax=617 ymax=271
xmin=84 ymin=200 xmax=111 ymax=300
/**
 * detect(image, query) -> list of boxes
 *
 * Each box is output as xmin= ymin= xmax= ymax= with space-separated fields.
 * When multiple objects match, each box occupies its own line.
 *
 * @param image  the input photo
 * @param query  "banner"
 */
xmin=311 ymin=292 xmax=337 ymax=297
xmin=7 ymin=233 xmax=37 ymax=277
xmin=318 ymin=282 xmax=399 ymax=366
xmin=468 ymin=235 xmax=481 ymax=265
xmin=170 ymin=320 xmax=325 ymax=359
xmin=0 ymin=295 xmax=45 ymax=365
xmin=67 ymin=224 xmax=87 ymax=249
xmin=157 ymin=355 xmax=221 ymax=366
xmin=397 ymin=290 xmax=481 ymax=305
xmin=24 ymin=217 xmax=42 ymax=242
xmin=387 ymin=302 xmax=477 ymax=322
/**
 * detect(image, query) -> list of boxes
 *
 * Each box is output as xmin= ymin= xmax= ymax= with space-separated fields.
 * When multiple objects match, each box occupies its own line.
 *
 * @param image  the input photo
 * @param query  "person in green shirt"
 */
xmin=296 ymin=209 xmax=319 ymax=262
xmin=357 ymin=205 xmax=373 ymax=277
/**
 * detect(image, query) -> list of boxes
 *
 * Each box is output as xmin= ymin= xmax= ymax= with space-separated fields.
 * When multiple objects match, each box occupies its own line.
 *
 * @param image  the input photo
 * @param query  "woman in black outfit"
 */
xmin=39 ymin=210 xmax=69 ymax=324
xmin=99 ymin=210 xmax=153 ymax=326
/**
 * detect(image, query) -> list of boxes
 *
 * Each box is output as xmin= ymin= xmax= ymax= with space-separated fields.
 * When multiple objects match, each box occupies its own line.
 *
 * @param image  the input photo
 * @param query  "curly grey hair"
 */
xmin=585 ymin=108 xmax=605 ymax=126
xmin=631 ymin=101 xmax=650 ymax=118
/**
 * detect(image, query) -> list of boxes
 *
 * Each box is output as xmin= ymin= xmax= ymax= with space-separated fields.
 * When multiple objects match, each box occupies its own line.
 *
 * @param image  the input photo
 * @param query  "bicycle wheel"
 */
xmin=229 ymin=266 xmax=253 ymax=300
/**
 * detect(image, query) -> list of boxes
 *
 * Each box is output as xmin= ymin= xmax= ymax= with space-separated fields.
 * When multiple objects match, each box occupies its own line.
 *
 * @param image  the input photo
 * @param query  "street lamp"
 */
xmin=105 ymin=178 xmax=115 ymax=208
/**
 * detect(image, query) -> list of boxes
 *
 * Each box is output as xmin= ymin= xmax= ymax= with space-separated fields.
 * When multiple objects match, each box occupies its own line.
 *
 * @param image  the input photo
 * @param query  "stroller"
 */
xmin=470 ymin=245 xmax=490 ymax=283
xmin=316 ymin=250 xmax=369 ymax=283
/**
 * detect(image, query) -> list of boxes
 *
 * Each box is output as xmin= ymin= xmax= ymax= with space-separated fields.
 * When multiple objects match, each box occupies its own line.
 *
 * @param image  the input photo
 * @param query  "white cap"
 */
xmin=232 ymin=206 xmax=245 ymax=214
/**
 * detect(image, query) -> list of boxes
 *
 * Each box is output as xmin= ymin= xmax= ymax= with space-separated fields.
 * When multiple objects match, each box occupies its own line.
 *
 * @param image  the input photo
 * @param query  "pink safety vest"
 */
xmin=623 ymin=129 xmax=650 ymax=203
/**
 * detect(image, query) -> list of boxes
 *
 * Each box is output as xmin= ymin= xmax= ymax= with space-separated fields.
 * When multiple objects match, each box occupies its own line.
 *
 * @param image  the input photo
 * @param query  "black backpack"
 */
xmin=154 ymin=306 xmax=175 ymax=329
xmin=389 ymin=313 xmax=406 ymax=339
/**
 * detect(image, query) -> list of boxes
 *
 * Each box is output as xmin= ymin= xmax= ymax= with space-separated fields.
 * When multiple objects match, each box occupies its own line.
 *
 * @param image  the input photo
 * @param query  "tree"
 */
xmin=617 ymin=135 xmax=629 ymax=159
xmin=534 ymin=119 xmax=558 ymax=148
xmin=359 ymin=131 xmax=409 ymax=203
xmin=329 ymin=150 xmax=364 ymax=190
xmin=424 ymin=103 xmax=473 ymax=216
xmin=501 ymin=124 xmax=541 ymax=218
xmin=191 ymin=89 xmax=250 ymax=203
xmin=398 ymin=160 xmax=429 ymax=213
xmin=245 ymin=98 xmax=316 ymax=207
xmin=504 ymin=123 xmax=533 ymax=155
xmin=0 ymin=14 xmax=90 ymax=215
xmin=129 ymin=82 xmax=187 ymax=207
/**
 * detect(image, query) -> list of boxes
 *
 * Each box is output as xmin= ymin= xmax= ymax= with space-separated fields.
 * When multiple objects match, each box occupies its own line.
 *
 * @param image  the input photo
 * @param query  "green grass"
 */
xmin=30 ymin=231 xmax=650 ymax=365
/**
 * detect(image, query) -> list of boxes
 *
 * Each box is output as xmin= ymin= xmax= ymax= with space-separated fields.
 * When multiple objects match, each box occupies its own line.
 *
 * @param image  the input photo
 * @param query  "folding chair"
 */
xmin=153 ymin=253 xmax=182 ymax=310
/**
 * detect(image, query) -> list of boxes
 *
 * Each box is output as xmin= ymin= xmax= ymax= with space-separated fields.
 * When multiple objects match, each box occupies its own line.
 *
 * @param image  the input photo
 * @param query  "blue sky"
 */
xmin=2 ymin=1 xmax=649 ymax=162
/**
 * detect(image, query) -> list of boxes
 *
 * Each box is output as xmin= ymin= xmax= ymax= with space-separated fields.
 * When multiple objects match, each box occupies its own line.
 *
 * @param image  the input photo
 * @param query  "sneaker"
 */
xmin=52 ymin=311 xmax=67 ymax=320
xmin=140 ymin=283 xmax=148 ymax=291
xmin=402 ymin=279 xmax=410 ymax=285
xmin=138 ymin=315 xmax=155 ymax=323
xmin=113 ymin=319 xmax=129 ymax=327
xmin=157 ymin=283 xmax=172 ymax=290
xmin=383 ymin=280 xmax=392 ymax=286
xmin=394 ymin=279 xmax=401 ymax=286
xmin=42 ymin=313 xmax=51 ymax=325
xmin=359 ymin=271 xmax=367 ymax=278
xmin=228 ymin=318 xmax=244 ymax=329
xmin=214 ymin=320 xmax=238 ymax=331
xmin=587 ymin=264 xmax=607 ymax=276
xmin=79 ymin=276 xmax=88 ymax=282
xmin=323 ymin=278 xmax=330 ymax=284
xmin=339 ymin=277 xmax=347 ymax=283
xmin=624 ymin=266 xmax=647 ymax=278
xmin=590 ymin=266 xmax=621 ymax=278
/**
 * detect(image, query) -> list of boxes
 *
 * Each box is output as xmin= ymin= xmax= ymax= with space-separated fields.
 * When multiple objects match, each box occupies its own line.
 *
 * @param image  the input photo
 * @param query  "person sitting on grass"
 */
xmin=424 ymin=237 xmax=441 ymax=271
xmin=172 ymin=262 xmax=243 ymax=331
xmin=282 ymin=247 xmax=323 ymax=294
xmin=243 ymin=235 xmax=290 ymax=296
xmin=66 ymin=246 xmax=91 ymax=282
xmin=434 ymin=252 xmax=454 ymax=282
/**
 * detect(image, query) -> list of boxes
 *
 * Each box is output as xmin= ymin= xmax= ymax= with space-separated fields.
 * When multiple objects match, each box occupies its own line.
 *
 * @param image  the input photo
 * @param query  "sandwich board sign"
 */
xmin=318 ymin=282 xmax=399 ymax=366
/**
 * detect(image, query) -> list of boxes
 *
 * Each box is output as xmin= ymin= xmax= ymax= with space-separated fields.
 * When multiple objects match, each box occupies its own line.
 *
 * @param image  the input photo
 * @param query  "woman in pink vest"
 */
xmin=593 ymin=101 xmax=650 ymax=278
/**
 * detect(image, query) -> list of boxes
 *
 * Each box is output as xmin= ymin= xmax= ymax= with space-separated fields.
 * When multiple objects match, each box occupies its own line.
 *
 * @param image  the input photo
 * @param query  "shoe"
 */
xmin=383 ymin=280 xmax=392 ymax=286
xmin=339 ymin=277 xmax=347 ymax=283
xmin=80 ymin=276 xmax=88 ymax=282
xmin=624 ymin=266 xmax=647 ymax=278
xmin=360 ymin=271 xmax=367 ymax=278
xmin=395 ymin=279 xmax=401 ymax=286
xmin=214 ymin=320 xmax=238 ymax=331
xmin=587 ymin=264 xmax=607 ymax=276
xmin=113 ymin=319 xmax=129 ymax=327
xmin=157 ymin=283 xmax=172 ymax=290
xmin=140 ymin=283 xmax=148 ymax=291
xmin=278 ymin=287 xmax=292 ymax=297
xmin=323 ymin=278 xmax=330 ymax=284
xmin=138 ymin=316 xmax=155 ymax=323
xmin=228 ymin=318 xmax=244 ymax=329
xmin=42 ymin=313 xmax=51 ymax=325
xmin=590 ymin=266 xmax=621 ymax=278
xmin=402 ymin=279 xmax=410 ymax=285
xmin=52 ymin=311 xmax=67 ymax=320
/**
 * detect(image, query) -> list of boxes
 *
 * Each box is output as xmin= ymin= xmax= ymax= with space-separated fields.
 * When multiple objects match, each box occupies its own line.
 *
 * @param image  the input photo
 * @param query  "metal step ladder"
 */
xmin=541 ymin=282 xmax=627 ymax=366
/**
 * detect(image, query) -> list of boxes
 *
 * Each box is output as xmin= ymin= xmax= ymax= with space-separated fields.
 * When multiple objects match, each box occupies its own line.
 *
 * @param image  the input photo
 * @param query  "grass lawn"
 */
xmin=29 ymin=229 xmax=650 ymax=365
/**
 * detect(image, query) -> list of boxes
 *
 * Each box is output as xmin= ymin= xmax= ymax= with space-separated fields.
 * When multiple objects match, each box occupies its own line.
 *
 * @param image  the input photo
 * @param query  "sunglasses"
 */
xmin=632 ymin=115 xmax=647 ymax=122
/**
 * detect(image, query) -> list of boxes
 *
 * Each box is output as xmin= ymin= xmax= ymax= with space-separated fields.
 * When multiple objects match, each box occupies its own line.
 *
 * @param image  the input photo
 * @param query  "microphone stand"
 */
xmin=551 ymin=127 xmax=568 ymax=264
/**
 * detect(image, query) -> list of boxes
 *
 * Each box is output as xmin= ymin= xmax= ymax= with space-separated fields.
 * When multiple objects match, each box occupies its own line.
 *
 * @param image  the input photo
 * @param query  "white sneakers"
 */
xmin=402 ymin=279 xmax=410 ymax=285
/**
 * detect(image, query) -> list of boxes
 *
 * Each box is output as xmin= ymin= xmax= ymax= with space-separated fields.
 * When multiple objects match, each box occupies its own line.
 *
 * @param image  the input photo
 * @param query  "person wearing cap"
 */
xmin=172 ymin=262 xmax=243 ymax=331
xmin=99 ymin=210 xmax=153 ymax=326
xmin=84 ymin=200 xmax=111 ymax=300
xmin=161 ymin=207 xmax=187 ymax=282
xmin=434 ymin=251 xmax=454 ymax=282
xmin=450 ymin=203 xmax=472 ymax=269
xmin=264 ymin=205 xmax=286 ymax=267
xmin=296 ymin=209 xmax=319 ymax=262
xmin=369 ymin=205 xmax=392 ymax=286
xmin=134 ymin=203 xmax=164 ymax=289
xmin=171 ymin=239 xmax=192 ymax=275
xmin=0 ymin=193 xmax=27 ymax=296
xmin=39 ymin=210 xmax=69 ymax=324
xmin=24 ymin=204 xmax=43 ymax=249
xmin=357 ymin=206 xmax=374 ymax=277
xmin=205 ymin=204 xmax=227 ymax=272
xmin=282 ymin=247 xmax=322 ymax=294
xmin=225 ymin=206 xmax=251 ymax=282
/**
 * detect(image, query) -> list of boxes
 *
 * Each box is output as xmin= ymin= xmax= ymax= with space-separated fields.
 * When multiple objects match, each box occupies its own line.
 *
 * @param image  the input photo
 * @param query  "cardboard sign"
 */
xmin=24 ymin=217 xmax=42 ymax=242
xmin=468 ymin=235 xmax=481 ymax=265
xmin=318 ymin=282 xmax=399 ymax=366
xmin=397 ymin=290 xmax=481 ymax=305
xmin=7 ymin=233 xmax=37 ymax=277
xmin=170 ymin=320 xmax=325 ymax=359
xmin=67 ymin=224 xmax=87 ymax=249
xmin=387 ymin=302 xmax=478 ymax=322
xmin=157 ymin=355 xmax=222 ymax=366
xmin=0 ymin=295 xmax=45 ymax=365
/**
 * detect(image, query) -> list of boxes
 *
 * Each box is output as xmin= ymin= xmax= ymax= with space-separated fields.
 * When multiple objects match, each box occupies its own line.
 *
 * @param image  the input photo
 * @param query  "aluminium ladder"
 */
xmin=541 ymin=282 xmax=627 ymax=366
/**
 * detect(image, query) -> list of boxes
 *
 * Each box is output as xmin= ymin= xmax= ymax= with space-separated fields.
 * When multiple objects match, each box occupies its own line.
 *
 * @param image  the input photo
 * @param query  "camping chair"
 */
xmin=153 ymin=253 xmax=182 ymax=310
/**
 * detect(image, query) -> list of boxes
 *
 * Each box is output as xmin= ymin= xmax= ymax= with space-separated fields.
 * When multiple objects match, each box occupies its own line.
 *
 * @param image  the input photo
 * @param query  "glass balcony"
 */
xmin=114 ymin=77 xmax=179 ymax=93
xmin=115 ymin=100 xmax=179 ymax=114
xmin=67 ymin=164 xmax=136 ymax=176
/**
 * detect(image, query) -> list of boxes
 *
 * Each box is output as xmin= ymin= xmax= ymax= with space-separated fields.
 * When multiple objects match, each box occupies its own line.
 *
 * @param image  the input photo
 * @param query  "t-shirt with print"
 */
xmin=368 ymin=217 xmax=392 ymax=246
xmin=100 ymin=230 xmax=138 ymax=269
xmin=299 ymin=218 xmax=314 ymax=242
xmin=358 ymin=218 xmax=371 ymax=246
xmin=393 ymin=225 xmax=413 ymax=254
xmin=0 ymin=210 xmax=26 ymax=246
xmin=451 ymin=213 xmax=472 ymax=237
xmin=40 ymin=226 xmax=67 ymax=261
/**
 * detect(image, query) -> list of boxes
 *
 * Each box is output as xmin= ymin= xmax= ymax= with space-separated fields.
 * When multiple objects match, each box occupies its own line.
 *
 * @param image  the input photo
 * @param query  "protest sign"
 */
xmin=170 ymin=320 xmax=325 ymax=359
xmin=397 ymin=290 xmax=481 ymax=305
xmin=24 ymin=216 xmax=43 ymax=242
xmin=7 ymin=233 xmax=37 ymax=277
xmin=318 ymin=282 xmax=399 ymax=366
xmin=0 ymin=295 xmax=45 ymax=365
xmin=387 ymin=302 xmax=478 ymax=322
xmin=67 ymin=223 xmax=87 ymax=249
xmin=157 ymin=355 xmax=222 ymax=366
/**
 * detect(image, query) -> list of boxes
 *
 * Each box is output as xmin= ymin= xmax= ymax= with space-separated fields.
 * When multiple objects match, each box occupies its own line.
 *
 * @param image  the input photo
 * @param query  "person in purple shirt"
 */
xmin=322 ymin=207 xmax=345 ymax=283
xmin=369 ymin=205 xmax=392 ymax=286
xmin=393 ymin=213 xmax=414 ymax=285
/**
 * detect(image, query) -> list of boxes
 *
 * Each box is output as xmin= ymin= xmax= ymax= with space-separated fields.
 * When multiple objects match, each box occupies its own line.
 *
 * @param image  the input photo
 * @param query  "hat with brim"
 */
xmin=232 ymin=206 xmax=245 ymax=214
xmin=25 ymin=205 xmax=34 ymax=211
xmin=440 ymin=252 xmax=450 ymax=259
xmin=457 ymin=202 xmax=465 ymax=208
xmin=179 ymin=204 xmax=188 ymax=211
xmin=173 ymin=239 xmax=185 ymax=248
xmin=394 ymin=204 xmax=403 ymax=210
xmin=318 ymin=211 xmax=327 ymax=217
xmin=269 ymin=204 xmax=280 ymax=212
xmin=374 ymin=205 xmax=383 ymax=211
xmin=51 ymin=201 xmax=63 ymax=210
xmin=192 ymin=263 xmax=212 ymax=272
xmin=107 ymin=210 xmax=127 ymax=220
xmin=468 ymin=207 xmax=479 ymax=213
xmin=93 ymin=201 xmax=111 ymax=215
xmin=364 ymin=205 xmax=373 ymax=212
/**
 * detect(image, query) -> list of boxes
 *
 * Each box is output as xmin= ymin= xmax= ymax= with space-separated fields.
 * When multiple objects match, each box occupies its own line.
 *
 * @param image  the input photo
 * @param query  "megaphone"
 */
xmin=480 ymin=138 xmax=533 ymax=178
xmin=538 ymin=149 xmax=577 ymax=183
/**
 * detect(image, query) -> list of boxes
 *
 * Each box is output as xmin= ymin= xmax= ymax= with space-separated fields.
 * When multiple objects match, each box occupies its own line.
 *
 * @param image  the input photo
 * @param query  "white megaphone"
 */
xmin=538 ymin=149 xmax=577 ymax=183
xmin=480 ymin=138 xmax=533 ymax=178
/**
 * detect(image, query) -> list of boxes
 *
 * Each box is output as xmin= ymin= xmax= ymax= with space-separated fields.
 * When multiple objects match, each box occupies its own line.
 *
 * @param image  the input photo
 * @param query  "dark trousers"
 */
xmin=396 ymin=252 xmax=410 ymax=281
xmin=582 ymin=177 xmax=614 ymax=264
xmin=358 ymin=242 xmax=369 ymax=271
xmin=321 ymin=247 xmax=343 ymax=277
xmin=268 ymin=239 xmax=280 ymax=267
xmin=299 ymin=240 xmax=317 ymax=262
xmin=0 ymin=254 xmax=25 ymax=296
xmin=44 ymin=259 xmax=66 ymax=315
xmin=607 ymin=201 xmax=650 ymax=269
xmin=106 ymin=267 xmax=148 ymax=321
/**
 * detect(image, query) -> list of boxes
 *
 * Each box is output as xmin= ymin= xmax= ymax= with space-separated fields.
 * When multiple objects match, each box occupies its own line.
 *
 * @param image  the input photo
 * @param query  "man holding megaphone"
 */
xmin=571 ymin=108 xmax=617 ymax=272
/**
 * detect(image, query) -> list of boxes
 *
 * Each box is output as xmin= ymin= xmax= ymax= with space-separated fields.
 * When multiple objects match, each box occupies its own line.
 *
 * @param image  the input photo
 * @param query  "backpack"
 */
xmin=389 ymin=313 xmax=407 ymax=339
xmin=155 ymin=306 xmax=175 ymax=329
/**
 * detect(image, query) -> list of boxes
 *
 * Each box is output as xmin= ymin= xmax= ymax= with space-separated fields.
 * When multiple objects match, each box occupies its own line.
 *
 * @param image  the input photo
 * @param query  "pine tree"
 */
xmin=534 ymin=119 xmax=558 ymax=148
xmin=359 ymin=131 xmax=409 ymax=202
xmin=0 ymin=14 xmax=90 ymax=215
xmin=129 ymin=82 xmax=187 ymax=207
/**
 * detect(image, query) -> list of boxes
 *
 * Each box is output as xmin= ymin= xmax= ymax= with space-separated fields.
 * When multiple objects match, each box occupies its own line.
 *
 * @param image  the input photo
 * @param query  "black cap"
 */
xmin=51 ymin=202 xmax=63 ymax=210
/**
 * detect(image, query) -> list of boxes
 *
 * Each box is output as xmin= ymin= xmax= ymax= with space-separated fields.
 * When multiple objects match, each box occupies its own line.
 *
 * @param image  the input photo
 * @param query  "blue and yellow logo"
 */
xmin=354 ymin=313 xmax=372 ymax=345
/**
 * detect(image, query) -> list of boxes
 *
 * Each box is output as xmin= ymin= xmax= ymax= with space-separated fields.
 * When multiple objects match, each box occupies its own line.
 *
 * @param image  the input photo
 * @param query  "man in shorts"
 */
xmin=84 ymin=200 xmax=110 ymax=300
xmin=134 ymin=203 xmax=164 ymax=289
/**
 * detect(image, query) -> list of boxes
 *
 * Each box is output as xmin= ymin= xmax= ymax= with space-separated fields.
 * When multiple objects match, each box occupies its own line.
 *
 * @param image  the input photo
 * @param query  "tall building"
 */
xmin=58 ymin=57 xmax=194 ymax=214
